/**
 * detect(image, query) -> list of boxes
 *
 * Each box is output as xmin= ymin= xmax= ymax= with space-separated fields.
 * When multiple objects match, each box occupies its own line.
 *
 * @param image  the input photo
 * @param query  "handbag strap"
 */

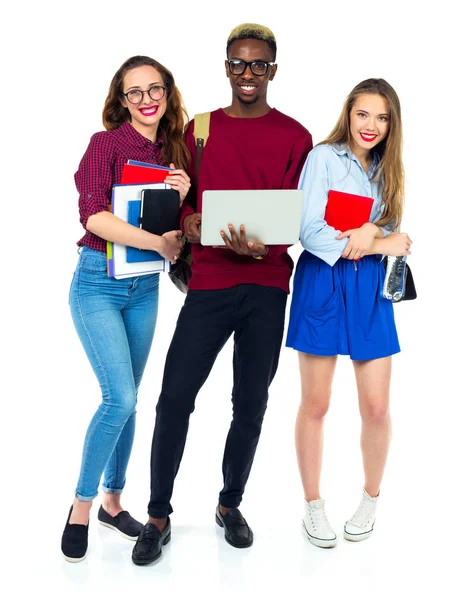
xmin=193 ymin=112 xmax=211 ymax=183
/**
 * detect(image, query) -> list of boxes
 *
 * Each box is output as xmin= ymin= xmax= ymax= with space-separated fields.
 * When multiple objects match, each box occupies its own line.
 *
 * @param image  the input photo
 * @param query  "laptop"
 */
xmin=200 ymin=189 xmax=304 ymax=246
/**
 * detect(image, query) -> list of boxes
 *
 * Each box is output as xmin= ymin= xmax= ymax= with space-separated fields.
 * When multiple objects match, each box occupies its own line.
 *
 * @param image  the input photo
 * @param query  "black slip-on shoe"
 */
xmin=215 ymin=506 xmax=253 ymax=548
xmin=98 ymin=505 xmax=144 ymax=541
xmin=131 ymin=518 xmax=171 ymax=566
xmin=61 ymin=506 xmax=89 ymax=563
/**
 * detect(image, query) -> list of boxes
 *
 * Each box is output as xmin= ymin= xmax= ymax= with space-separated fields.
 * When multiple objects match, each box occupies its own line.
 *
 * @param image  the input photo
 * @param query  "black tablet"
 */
xmin=139 ymin=188 xmax=180 ymax=236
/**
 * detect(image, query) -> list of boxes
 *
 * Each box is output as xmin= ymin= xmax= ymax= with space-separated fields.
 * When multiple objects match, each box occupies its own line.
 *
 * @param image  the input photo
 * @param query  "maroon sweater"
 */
xmin=181 ymin=108 xmax=312 ymax=293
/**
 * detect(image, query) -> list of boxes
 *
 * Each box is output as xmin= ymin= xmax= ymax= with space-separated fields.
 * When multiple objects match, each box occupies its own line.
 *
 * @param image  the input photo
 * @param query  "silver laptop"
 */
xmin=200 ymin=189 xmax=303 ymax=246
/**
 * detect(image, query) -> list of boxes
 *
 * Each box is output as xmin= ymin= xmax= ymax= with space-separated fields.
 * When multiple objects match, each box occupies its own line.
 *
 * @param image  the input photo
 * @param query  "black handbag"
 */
xmin=168 ymin=112 xmax=211 ymax=293
xmin=382 ymin=256 xmax=417 ymax=302
xmin=167 ymin=239 xmax=192 ymax=293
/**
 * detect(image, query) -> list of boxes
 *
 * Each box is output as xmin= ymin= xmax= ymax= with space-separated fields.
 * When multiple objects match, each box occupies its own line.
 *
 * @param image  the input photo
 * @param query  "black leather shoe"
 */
xmin=131 ymin=518 xmax=171 ymax=565
xmin=98 ymin=505 xmax=144 ymax=541
xmin=61 ymin=506 xmax=89 ymax=562
xmin=215 ymin=506 xmax=253 ymax=548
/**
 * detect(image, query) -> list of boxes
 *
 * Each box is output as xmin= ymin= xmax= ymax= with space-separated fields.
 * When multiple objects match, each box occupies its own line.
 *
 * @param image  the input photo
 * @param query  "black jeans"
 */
xmin=148 ymin=284 xmax=287 ymax=518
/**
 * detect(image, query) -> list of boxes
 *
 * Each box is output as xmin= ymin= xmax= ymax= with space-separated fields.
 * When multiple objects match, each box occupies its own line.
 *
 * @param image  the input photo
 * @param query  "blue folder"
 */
xmin=127 ymin=160 xmax=170 ymax=170
xmin=126 ymin=201 xmax=162 ymax=263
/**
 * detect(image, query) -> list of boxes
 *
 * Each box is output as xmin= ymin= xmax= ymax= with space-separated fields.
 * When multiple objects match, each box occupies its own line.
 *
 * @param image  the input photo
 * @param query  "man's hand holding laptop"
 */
xmin=217 ymin=224 xmax=268 ymax=258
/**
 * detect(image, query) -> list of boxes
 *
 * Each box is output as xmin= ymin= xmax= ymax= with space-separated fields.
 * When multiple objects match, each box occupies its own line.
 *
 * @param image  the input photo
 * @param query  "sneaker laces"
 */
xmin=349 ymin=497 xmax=376 ymax=526
xmin=309 ymin=506 xmax=332 ymax=532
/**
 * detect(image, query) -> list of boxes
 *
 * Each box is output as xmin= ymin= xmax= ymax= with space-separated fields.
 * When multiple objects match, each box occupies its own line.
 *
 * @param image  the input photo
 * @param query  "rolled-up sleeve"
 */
xmin=379 ymin=219 xmax=395 ymax=237
xmin=299 ymin=146 xmax=347 ymax=266
xmin=74 ymin=132 xmax=114 ymax=229
xmin=379 ymin=225 xmax=393 ymax=238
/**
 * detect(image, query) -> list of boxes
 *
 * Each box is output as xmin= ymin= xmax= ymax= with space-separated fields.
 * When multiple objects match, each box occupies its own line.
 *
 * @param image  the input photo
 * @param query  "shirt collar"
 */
xmin=331 ymin=143 xmax=380 ymax=176
xmin=331 ymin=143 xmax=351 ymax=157
xmin=119 ymin=121 xmax=164 ymax=149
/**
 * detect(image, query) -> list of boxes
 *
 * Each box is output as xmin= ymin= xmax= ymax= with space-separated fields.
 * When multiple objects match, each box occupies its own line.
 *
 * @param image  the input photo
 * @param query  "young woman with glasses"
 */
xmin=61 ymin=55 xmax=191 ymax=562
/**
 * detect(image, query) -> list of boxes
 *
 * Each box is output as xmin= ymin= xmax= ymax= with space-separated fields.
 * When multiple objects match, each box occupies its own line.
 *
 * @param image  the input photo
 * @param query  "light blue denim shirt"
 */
xmin=298 ymin=144 xmax=392 ymax=266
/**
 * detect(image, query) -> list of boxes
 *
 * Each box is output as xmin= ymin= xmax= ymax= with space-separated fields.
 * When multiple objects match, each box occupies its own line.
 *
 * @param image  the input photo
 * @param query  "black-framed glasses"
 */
xmin=227 ymin=59 xmax=275 ymax=76
xmin=123 ymin=85 xmax=167 ymax=104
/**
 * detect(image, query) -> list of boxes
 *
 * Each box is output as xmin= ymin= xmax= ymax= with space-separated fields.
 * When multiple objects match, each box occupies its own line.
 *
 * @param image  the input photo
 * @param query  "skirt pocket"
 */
xmin=303 ymin=287 xmax=340 ymax=350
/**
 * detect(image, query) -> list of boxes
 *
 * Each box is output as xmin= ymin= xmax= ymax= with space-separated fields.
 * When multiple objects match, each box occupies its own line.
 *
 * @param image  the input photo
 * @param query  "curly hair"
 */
xmin=102 ymin=55 xmax=190 ymax=171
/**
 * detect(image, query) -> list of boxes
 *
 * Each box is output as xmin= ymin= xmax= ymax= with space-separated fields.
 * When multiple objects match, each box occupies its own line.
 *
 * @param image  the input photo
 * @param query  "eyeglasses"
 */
xmin=227 ymin=59 xmax=275 ymax=76
xmin=123 ymin=85 xmax=166 ymax=104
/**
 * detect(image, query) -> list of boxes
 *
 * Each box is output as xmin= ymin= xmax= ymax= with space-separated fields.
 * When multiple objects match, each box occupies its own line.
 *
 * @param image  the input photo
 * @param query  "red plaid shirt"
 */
xmin=75 ymin=122 xmax=165 ymax=251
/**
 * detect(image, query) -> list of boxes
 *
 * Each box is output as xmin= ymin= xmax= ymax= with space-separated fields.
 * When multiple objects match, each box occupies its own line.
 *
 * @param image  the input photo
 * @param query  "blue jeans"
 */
xmin=69 ymin=247 xmax=159 ymax=501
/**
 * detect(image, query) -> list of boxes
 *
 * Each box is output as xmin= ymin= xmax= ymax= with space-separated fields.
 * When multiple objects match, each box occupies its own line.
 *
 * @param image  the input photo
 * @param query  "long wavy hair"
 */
xmin=320 ymin=78 xmax=404 ymax=229
xmin=103 ymin=56 xmax=190 ymax=171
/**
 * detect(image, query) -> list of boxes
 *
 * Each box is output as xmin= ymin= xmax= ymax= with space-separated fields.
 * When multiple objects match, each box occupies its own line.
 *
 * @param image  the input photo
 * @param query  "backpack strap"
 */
xmin=193 ymin=112 xmax=211 ymax=182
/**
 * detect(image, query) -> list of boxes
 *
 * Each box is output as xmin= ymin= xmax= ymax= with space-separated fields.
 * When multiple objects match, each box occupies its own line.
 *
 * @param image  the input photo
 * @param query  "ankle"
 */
xmin=305 ymin=495 xmax=322 ymax=503
xmin=148 ymin=517 xmax=167 ymax=532
xmin=102 ymin=493 xmax=123 ymax=517
xmin=363 ymin=487 xmax=380 ymax=499
xmin=70 ymin=499 xmax=92 ymax=525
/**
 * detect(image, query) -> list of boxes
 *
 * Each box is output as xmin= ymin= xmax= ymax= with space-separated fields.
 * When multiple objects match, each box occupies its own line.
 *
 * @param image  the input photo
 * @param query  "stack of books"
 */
xmin=107 ymin=161 xmax=179 ymax=279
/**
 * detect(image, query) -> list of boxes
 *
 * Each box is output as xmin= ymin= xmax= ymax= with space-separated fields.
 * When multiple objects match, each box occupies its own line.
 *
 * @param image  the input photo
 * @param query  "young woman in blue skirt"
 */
xmin=286 ymin=79 xmax=413 ymax=548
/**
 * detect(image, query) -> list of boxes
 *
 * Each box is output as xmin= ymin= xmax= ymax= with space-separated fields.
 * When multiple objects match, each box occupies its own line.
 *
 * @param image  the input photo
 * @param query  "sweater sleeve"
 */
xmin=267 ymin=131 xmax=313 ymax=257
xmin=281 ymin=132 xmax=313 ymax=190
xmin=74 ymin=132 xmax=114 ymax=229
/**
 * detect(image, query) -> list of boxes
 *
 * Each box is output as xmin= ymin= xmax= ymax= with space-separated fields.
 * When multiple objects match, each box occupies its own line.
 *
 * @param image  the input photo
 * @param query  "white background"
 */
xmin=2 ymin=0 xmax=448 ymax=598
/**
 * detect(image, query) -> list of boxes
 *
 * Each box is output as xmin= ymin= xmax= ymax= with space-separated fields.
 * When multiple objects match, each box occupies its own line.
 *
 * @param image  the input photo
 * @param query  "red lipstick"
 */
xmin=139 ymin=106 xmax=158 ymax=116
xmin=360 ymin=133 xmax=377 ymax=142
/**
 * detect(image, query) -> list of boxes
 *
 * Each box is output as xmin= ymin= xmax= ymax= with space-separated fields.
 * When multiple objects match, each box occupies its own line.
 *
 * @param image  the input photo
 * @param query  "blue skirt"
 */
xmin=286 ymin=251 xmax=400 ymax=361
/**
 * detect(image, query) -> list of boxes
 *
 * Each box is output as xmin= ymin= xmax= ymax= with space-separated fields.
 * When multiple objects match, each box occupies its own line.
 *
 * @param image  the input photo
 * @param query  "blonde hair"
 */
xmin=321 ymin=78 xmax=404 ymax=229
xmin=227 ymin=23 xmax=277 ymax=60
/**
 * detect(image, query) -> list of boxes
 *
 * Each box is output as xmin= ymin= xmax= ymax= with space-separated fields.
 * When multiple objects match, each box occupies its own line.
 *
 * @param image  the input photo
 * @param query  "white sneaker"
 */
xmin=303 ymin=499 xmax=337 ymax=548
xmin=344 ymin=489 xmax=378 ymax=542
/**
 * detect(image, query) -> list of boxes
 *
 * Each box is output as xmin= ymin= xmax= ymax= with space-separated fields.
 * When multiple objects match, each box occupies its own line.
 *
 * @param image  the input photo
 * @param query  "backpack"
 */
xmin=168 ymin=112 xmax=211 ymax=293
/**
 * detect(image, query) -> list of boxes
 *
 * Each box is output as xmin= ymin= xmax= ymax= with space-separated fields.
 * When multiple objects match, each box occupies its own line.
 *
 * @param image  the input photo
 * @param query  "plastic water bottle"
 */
xmin=383 ymin=255 xmax=408 ymax=302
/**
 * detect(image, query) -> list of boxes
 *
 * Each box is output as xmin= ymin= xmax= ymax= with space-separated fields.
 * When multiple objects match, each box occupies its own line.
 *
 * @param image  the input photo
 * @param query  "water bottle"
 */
xmin=383 ymin=255 xmax=408 ymax=302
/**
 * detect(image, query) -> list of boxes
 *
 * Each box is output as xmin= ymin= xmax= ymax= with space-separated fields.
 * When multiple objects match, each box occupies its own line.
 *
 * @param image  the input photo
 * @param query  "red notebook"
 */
xmin=324 ymin=190 xmax=374 ymax=231
xmin=121 ymin=163 xmax=171 ymax=184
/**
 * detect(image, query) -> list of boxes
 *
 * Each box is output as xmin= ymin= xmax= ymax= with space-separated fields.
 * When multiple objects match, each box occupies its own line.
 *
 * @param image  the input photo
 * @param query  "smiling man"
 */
xmin=132 ymin=23 xmax=312 ymax=567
